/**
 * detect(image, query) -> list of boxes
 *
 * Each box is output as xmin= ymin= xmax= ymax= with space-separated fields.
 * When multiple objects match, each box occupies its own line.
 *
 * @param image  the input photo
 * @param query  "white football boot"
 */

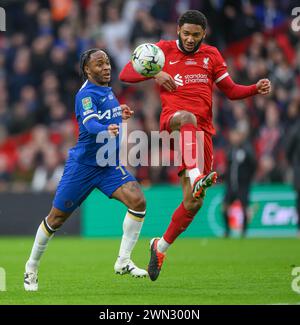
xmin=24 ymin=270 xmax=38 ymax=291
xmin=114 ymin=259 xmax=148 ymax=278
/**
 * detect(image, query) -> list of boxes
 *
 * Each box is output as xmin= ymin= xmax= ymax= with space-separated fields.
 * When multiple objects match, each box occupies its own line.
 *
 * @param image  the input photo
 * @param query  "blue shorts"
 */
xmin=53 ymin=158 xmax=136 ymax=213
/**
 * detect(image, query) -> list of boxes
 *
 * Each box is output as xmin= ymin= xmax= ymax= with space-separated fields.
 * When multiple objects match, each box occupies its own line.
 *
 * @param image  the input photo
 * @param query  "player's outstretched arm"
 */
xmin=217 ymin=75 xmax=271 ymax=100
xmin=121 ymin=104 xmax=134 ymax=120
xmin=119 ymin=62 xmax=177 ymax=92
xmin=119 ymin=62 xmax=151 ymax=83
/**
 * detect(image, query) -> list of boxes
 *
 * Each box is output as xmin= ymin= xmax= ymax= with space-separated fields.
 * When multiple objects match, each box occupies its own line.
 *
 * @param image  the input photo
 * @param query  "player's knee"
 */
xmin=129 ymin=195 xmax=146 ymax=212
xmin=170 ymin=111 xmax=197 ymax=130
xmin=47 ymin=213 xmax=69 ymax=230
xmin=179 ymin=111 xmax=197 ymax=127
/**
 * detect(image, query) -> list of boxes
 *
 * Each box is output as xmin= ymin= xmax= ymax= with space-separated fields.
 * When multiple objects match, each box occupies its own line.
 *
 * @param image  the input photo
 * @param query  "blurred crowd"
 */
xmin=0 ymin=0 xmax=299 ymax=191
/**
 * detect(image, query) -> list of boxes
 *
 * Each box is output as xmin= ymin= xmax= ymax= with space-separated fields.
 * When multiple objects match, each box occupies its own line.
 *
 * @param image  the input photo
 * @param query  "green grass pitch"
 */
xmin=0 ymin=237 xmax=299 ymax=305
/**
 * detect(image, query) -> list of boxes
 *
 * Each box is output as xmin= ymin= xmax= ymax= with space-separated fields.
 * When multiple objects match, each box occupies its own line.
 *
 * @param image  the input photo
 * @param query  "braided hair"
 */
xmin=79 ymin=48 xmax=101 ymax=80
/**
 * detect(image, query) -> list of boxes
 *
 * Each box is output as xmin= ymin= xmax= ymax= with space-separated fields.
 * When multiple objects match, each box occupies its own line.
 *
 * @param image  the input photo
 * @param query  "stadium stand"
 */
xmin=0 ymin=0 xmax=299 ymax=191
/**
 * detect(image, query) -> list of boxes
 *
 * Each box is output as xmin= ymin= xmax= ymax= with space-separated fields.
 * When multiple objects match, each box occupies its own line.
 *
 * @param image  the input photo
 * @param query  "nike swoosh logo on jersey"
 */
xmin=169 ymin=60 xmax=180 ymax=65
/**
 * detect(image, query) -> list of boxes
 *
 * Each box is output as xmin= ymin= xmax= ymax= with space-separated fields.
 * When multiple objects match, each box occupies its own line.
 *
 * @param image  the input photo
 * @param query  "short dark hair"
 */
xmin=178 ymin=10 xmax=207 ymax=30
xmin=79 ymin=48 xmax=101 ymax=80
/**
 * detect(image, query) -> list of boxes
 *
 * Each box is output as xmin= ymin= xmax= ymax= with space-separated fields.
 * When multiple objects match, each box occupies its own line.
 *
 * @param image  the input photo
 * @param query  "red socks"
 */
xmin=162 ymin=124 xmax=204 ymax=244
xmin=163 ymin=202 xmax=197 ymax=244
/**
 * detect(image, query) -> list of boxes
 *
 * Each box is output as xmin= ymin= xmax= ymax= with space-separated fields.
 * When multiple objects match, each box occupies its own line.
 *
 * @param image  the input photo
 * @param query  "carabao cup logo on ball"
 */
xmin=131 ymin=43 xmax=165 ymax=77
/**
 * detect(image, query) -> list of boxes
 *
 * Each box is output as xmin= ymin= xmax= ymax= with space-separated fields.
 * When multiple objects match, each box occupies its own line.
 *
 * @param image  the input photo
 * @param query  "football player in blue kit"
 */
xmin=24 ymin=49 xmax=148 ymax=291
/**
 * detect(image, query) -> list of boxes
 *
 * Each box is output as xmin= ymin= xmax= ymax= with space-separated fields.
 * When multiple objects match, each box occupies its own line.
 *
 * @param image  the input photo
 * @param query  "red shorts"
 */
xmin=160 ymin=113 xmax=214 ymax=176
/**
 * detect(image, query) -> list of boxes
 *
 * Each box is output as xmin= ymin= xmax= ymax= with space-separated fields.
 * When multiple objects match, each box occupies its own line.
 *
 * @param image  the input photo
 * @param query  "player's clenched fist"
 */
xmin=256 ymin=78 xmax=271 ymax=95
xmin=121 ymin=104 xmax=134 ymax=120
xmin=108 ymin=124 xmax=119 ymax=137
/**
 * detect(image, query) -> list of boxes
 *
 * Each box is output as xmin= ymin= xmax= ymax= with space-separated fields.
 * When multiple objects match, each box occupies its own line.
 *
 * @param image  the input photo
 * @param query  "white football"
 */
xmin=131 ymin=43 xmax=165 ymax=77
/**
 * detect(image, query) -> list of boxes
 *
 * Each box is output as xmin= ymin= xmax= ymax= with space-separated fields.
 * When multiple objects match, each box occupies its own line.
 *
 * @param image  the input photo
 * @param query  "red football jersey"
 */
xmin=156 ymin=40 xmax=228 ymax=135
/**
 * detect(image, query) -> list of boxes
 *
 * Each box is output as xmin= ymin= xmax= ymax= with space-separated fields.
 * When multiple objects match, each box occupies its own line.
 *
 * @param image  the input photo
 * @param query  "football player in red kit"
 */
xmin=119 ymin=10 xmax=271 ymax=281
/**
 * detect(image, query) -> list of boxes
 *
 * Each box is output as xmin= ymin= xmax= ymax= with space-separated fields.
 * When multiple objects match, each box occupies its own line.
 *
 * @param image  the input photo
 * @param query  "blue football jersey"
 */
xmin=69 ymin=80 xmax=122 ymax=166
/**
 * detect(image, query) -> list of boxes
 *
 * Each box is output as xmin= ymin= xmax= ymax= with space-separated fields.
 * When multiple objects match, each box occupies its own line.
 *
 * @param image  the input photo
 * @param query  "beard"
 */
xmin=178 ymin=34 xmax=204 ymax=54
xmin=92 ymin=74 xmax=110 ymax=85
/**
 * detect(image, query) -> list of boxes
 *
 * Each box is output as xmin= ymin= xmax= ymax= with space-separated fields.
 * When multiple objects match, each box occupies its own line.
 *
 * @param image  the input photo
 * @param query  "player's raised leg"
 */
xmin=111 ymin=181 xmax=148 ymax=278
xmin=24 ymin=207 xmax=71 ymax=291
xmin=148 ymin=175 xmax=203 ymax=281
xmin=169 ymin=111 xmax=217 ymax=199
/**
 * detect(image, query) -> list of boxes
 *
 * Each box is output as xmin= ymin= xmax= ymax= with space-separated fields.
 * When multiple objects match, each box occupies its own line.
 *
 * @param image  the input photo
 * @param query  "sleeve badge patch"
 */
xmin=82 ymin=97 xmax=93 ymax=110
